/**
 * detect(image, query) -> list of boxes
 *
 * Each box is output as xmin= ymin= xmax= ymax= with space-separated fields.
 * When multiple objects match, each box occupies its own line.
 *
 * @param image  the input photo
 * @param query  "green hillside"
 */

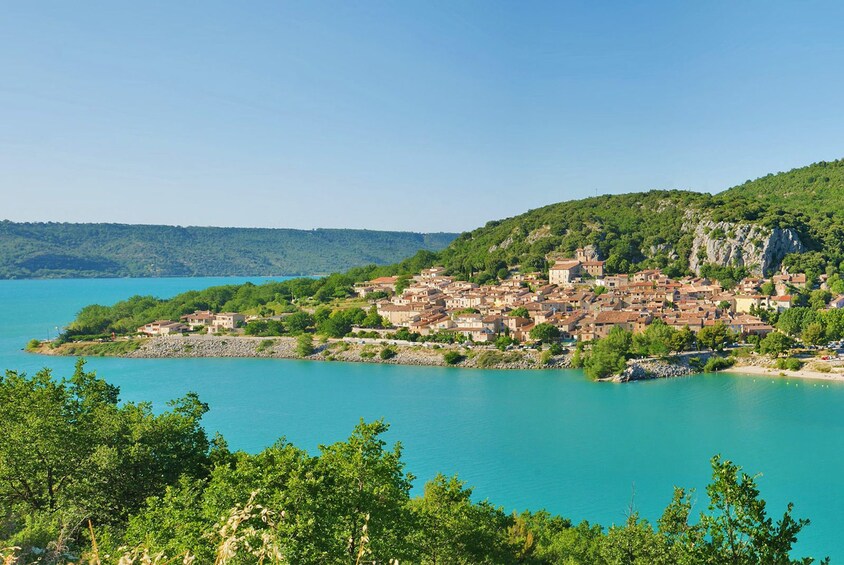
xmin=52 ymin=157 xmax=844 ymax=337
xmin=425 ymin=158 xmax=844 ymax=283
xmin=438 ymin=190 xmax=707 ymax=280
xmin=0 ymin=222 xmax=457 ymax=279
xmin=722 ymin=158 xmax=844 ymax=216
xmin=431 ymin=190 xmax=817 ymax=283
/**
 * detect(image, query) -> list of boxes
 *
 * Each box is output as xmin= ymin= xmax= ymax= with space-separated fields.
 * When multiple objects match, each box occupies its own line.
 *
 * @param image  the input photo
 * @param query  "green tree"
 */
xmin=602 ymin=513 xmax=666 ymax=565
xmin=760 ymin=281 xmax=776 ymax=296
xmin=584 ymin=326 xmax=632 ymax=380
xmin=408 ymin=474 xmax=515 ymax=564
xmin=316 ymin=419 xmax=414 ymax=562
xmin=776 ymin=308 xmax=810 ymax=337
xmin=284 ymin=311 xmax=313 ymax=335
xmin=509 ymin=307 xmax=529 ymax=318
xmin=495 ymin=335 xmax=517 ymax=351
xmin=669 ymin=325 xmax=695 ymax=353
xmin=529 ymin=323 xmax=561 ymax=343
xmin=802 ymin=322 xmax=826 ymax=346
xmin=809 ymin=290 xmax=832 ymax=311
xmin=395 ymin=275 xmax=412 ymax=294
xmin=694 ymin=455 xmax=810 ymax=564
xmin=759 ymin=331 xmax=794 ymax=358
xmin=632 ymin=319 xmax=676 ymax=358
xmin=0 ymin=361 xmax=209 ymax=557
xmin=697 ymin=322 xmax=731 ymax=352
xmin=362 ymin=306 xmax=386 ymax=328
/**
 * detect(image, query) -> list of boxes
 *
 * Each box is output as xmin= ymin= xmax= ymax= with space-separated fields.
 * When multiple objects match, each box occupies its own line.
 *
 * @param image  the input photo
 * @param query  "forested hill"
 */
xmin=424 ymin=158 xmax=844 ymax=283
xmin=721 ymin=158 xmax=844 ymax=216
xmin=0 ymin=221 xmax=457 ymax=279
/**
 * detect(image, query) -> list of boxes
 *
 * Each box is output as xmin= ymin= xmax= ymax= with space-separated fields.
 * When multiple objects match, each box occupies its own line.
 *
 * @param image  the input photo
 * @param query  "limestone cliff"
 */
xmin=686 ymin=217 xmax=804 ymax=275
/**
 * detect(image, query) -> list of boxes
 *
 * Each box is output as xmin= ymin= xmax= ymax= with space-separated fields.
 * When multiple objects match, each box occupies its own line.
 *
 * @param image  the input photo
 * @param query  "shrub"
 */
xmin=296 ymin=334 xmax=314 ymax=357
xmin=703 ymin=356 xmax=735 ymax=372
xmin=776 ymin=357 xmax=803 ymax=371
xmin=443 ymin=351 xmax=465 ymax=365
xmin=786 ymin=357 xmax=803 ymax=371
xmin=256 ymin=339 xmax=275 ymax=353
xmin=25 ymin=338 xmax=41 ymax=351
xmin=380 ymin=347 xmax=397 ymax=360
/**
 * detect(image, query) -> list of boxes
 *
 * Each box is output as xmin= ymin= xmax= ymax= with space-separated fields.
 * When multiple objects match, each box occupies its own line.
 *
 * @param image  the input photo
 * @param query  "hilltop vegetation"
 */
xmin=421 ymin=158 xmax=844 ymax=284
xmin=438 ymin=190 xmax=709 ymax=281
xmin=724 ymin=159 xmax=844 ymax=217
xmin=56 ymin=159 xmax=844 ymax=337
xmin=0 ymin=221 xmax=456 ymax=278
xmin=0 ymin=364 xmax=825 ymax=564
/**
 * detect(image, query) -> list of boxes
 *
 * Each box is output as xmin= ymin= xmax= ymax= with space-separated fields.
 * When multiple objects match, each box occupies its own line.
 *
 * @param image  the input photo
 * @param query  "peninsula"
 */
xmin=33 ymin=158 xmax=844 ymax=380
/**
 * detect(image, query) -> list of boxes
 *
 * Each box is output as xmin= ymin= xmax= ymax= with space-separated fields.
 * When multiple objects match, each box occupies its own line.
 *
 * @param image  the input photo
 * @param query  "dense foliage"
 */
xmin=724 ymin=159 xmax=844 ymax=219
xmin=0 ymin=221 xmax=456 ymax=279
xmin=412 ymin=158 xmax=844 ymax=283
xmin=0 ymin=361 xmax=209 ymax=560
xmin=0 ymin=366 xmax=826 ymax=564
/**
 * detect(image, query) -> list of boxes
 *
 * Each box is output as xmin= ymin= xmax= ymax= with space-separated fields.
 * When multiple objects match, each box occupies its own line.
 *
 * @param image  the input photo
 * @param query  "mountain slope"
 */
xmin=0 ymin=222 xmax=457 ymax=279
xmin=425 ymin=158 xmax=844 ymax=282
xmin=721 ymin=158 xmax=844 ymax=216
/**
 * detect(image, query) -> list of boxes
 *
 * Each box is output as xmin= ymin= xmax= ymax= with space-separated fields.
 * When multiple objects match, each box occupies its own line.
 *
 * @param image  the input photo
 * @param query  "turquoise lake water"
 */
xmin=2 ymin=277 xmax=842 ymax=561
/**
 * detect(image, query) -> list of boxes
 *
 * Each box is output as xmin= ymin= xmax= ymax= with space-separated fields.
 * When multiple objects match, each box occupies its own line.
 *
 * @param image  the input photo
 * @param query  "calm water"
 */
xmin=2 ymin=277 xmax=842 ymax=561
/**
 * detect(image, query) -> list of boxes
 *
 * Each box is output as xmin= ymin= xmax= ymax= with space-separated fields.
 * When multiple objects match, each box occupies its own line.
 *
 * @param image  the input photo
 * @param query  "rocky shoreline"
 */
xmin=42 ymin=336 xmax=830 ymax=382
xmin=39 ymin=334 xmax=573 ymax=371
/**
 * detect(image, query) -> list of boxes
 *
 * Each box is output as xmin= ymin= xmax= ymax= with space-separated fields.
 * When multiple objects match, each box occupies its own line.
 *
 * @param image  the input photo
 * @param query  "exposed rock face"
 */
xmin=687 ymin=218 xmax=804 ymax=275
xmin=647 ymin=243 xmax=678 ymax=260
xmin=579 ymin=244 xmax=601 ymax=261
xmin=489 ymin=228 xmax=519 ymax=252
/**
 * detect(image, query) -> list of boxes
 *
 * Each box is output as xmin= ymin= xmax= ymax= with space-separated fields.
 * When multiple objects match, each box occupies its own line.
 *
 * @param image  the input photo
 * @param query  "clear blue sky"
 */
xmin=2 ymin=1 xmax=843 ymax=232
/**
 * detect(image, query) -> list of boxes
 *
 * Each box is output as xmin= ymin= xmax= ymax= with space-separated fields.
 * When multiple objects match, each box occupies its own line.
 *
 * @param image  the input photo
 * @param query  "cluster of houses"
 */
xmin=138 ymin=310 xmax=246 ymax=336
xmin=134 ymin=247 xmax=843 ymax=345
xmin=356 ymin=250 xmax=839 ymax=344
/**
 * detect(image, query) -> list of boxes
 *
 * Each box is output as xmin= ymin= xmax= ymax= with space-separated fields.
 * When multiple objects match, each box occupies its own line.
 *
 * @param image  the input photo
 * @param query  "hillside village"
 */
xmin=364 ymin=250 xmax=814 ymax=344
xmin=138 ymin=247 xmax=832 ymax=347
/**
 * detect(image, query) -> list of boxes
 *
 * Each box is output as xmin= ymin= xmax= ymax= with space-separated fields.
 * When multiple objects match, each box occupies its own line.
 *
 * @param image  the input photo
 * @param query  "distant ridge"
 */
xmin=0 ymin=221 xmax=458 ymax=279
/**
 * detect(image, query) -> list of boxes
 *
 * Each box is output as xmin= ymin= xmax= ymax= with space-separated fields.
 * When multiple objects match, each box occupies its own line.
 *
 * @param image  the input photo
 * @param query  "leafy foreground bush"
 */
xmin=0 ymin=363 xmax=828 ymax=564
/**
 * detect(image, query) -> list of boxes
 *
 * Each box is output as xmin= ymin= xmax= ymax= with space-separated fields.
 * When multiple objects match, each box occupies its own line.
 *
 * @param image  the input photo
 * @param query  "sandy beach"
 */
xmin=724 ymin=363 xmax=844 ymax=383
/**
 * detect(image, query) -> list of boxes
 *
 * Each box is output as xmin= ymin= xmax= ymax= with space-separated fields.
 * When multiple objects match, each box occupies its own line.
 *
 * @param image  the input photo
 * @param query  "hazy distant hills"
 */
xmin=5 ymin=159 xmax=843 ymax=281
xmin=0 ymin=222 xmax=458 ymax=279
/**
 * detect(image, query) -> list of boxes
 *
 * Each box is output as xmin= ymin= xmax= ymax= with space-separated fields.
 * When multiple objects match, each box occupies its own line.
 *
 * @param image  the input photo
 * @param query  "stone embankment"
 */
xmin=100 ymin=334 xmax=573 ymax=370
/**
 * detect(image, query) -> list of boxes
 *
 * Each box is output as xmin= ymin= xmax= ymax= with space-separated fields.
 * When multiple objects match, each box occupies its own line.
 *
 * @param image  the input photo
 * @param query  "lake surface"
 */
xmin=2 ymin=277 xmax=842 ymax=561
